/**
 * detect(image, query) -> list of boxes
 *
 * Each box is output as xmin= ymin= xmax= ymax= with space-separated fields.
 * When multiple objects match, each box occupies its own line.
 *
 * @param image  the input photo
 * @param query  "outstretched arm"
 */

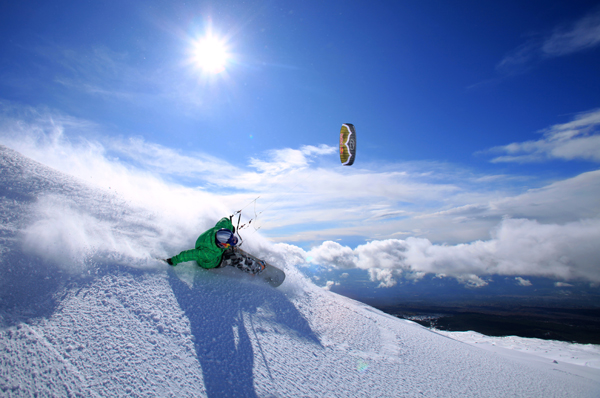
xmin=170 ymin=249 xmax=201 ymax=266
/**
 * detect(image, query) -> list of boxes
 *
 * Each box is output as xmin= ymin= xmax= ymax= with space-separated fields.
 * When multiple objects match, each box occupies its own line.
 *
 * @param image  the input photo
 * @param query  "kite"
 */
xmin=339 ymin=123 xmax=356 ymax=166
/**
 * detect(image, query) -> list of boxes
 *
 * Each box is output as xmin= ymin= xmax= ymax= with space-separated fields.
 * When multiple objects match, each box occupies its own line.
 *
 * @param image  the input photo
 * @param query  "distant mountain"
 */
xmin=1 ymin=145 xmax=598 ymax=397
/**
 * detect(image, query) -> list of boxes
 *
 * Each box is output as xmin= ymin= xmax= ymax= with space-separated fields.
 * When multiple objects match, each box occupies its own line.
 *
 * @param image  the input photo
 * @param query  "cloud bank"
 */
xmin=306 ymin=217 xmax=600 ymax=287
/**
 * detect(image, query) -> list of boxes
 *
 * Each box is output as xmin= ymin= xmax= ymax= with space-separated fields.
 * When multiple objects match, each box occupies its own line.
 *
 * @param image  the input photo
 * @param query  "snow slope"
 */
xmin=1 ymin=144 xmax=599 ymax=397
xmin=436 ymin=330 xmax=600 ymax=369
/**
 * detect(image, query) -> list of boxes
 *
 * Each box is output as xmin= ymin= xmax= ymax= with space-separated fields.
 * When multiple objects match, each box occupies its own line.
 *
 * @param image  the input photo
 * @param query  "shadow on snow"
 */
xmin=168 ymin=267 xmax=320 ymax=398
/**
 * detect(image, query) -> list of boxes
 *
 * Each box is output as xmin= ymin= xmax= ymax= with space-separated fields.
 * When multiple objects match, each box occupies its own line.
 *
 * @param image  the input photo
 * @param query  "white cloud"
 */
xmin=306 ymin=217 xmax=600 ymax=286
xmin=515 ymin=277 xmax=532 ymax=287
xmin=489 ymin=109 xmax=600 ymax=163
xmin=301 ymin=144 xmax=338 ymax=156
xmin=248 ymin=145 xmax=335 ymax=176
xmin=489 ymin=169 xmax=600 ymax=222
xmin=368 ymin=269 xmax=398 ymax=288
xmin=109 ymin=137 xmax=240 ymax=181
xmin=308 ymin=241 xmax=356 ymax=269
xmin=542 ymin=9 xmax=600 ymax=56
xmin=497 ymin=8 xmax=600 ymax=74
xmin=456 ymin=275 xmax=490 ymax=289
xmin=555 ymin=282 xmax=574 ymax=287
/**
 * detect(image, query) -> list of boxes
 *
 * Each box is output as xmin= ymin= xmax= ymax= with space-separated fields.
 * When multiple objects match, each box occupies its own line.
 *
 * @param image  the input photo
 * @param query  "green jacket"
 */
xmin=170 ymin=217 xmax=235 ymax=268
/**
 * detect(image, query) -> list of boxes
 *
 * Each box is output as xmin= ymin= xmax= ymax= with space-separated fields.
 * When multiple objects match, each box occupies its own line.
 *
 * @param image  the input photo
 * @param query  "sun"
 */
xmin=192 ymin=35 xmax=229 ymax=74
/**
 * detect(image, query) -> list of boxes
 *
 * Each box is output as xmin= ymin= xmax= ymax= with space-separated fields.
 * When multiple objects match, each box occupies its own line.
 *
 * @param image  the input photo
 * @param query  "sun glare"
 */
xmin=192 ymin=36 xmax=229 ymax=74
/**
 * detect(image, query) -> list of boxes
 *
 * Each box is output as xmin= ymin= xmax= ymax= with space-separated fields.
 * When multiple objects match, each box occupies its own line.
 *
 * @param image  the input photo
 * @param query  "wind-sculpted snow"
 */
xmin=1 ymin=145 xmax=599 ymax=397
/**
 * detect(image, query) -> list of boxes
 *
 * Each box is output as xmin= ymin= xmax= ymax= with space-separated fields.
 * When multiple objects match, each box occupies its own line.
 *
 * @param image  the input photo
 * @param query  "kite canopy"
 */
xmin=339 ymin=123 xmax=356 ymax=166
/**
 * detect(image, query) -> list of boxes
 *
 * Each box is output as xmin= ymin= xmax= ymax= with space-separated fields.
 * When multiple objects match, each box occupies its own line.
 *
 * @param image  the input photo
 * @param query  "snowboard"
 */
xmin=220 ymin=247 xmax=286 ymax=288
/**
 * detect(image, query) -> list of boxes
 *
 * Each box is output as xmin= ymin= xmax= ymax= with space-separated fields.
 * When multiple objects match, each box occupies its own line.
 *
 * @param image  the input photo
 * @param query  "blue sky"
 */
xmin=1 ymin=0 xmax=600 ymax=292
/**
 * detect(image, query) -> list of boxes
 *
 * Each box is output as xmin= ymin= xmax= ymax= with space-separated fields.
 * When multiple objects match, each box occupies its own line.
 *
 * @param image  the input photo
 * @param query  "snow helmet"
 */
xmin=215 ymin=228 xmax=238 ymax=249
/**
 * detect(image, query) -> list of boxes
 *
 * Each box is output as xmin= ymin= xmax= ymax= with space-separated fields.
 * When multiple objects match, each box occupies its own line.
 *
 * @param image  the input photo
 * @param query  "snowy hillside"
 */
xmin=1 ymin=144 xmax=599 ymax=397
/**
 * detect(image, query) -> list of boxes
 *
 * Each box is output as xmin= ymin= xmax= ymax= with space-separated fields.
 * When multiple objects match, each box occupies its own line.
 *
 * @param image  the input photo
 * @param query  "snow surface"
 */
xmin=1 ymin=144 xmax=599 ymax=397
xmin=435 ymin=330 xmax=600 ymax=370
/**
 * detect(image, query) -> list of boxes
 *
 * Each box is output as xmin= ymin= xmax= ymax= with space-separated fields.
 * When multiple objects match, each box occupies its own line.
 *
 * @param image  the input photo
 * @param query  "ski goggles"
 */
xmin=216 ymin=229 xmax=238 ymax=248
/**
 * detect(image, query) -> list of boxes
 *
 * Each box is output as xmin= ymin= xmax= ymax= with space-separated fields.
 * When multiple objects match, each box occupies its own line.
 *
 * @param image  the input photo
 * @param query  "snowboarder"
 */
xmin=164 ymin=217 xmax=265 ymax=274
